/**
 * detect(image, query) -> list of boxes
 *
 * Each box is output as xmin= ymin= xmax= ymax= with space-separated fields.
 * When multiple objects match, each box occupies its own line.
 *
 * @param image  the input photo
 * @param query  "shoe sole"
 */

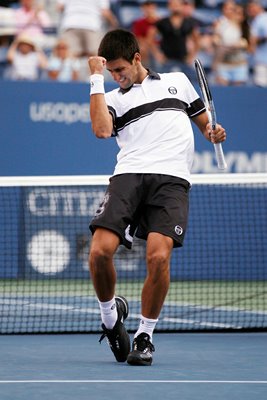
xmin=127 ymin=352 xmax=152 ymax=366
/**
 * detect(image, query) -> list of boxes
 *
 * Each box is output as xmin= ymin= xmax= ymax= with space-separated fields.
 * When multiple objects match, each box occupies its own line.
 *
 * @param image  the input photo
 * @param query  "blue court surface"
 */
xmin=0 ymin=332 xmax=266 ymax=400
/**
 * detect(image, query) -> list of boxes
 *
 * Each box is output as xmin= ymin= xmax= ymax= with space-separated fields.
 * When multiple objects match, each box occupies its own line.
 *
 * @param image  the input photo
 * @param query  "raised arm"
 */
xmin=88 ymin=56 xmax=113 ymax=138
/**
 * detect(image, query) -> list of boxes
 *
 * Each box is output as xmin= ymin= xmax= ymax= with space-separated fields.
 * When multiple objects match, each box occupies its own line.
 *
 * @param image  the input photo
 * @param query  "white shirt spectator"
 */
xmin=11 ymin=51 xmax=40 ymax=79
xmin=58 ymin=0 xmax=112 ymax=32
xmin=247 ymin=0 xmax=267 ymax=86
xmin=6 ymin=34 xmax=47 ymax=80
xmin=57 ymin=0 xmax=118 ymax=59
xmin=251 ymin=12 xmax=267 ymax=65
xmin=48 ymin=56 xmax=80 ymax=82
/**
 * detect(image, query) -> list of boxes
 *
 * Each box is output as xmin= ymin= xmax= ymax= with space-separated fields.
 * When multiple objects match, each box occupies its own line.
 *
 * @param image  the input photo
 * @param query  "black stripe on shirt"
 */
xmin=187 ymin=98 xmax=206 ymax=118
xmin=107 ymin=105 xmax=118 ymax=137
xmin=113 ymin=98 xmax=205 ymax=132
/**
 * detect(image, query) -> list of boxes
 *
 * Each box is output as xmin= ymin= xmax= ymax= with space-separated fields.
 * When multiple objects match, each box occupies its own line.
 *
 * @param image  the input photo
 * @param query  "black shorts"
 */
xmin=89 ymin=174 xmax=190 ymax=249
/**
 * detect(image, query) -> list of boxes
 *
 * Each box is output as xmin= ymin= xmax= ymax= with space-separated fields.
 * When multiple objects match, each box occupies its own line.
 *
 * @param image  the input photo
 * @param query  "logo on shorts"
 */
xmin=124 ymin=224 xmax=133 ymax=244
xmin=168 ymin=86 xmax=177 ymax=95
xmin=95 ymin=193 xmax=109 ymax=217
xmin=174 ymin=225 xmax=183 ymax=236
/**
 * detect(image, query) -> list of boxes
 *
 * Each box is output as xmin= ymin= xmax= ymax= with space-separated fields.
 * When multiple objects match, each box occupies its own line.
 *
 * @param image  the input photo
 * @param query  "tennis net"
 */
xmin=0 ymin=174 xmax=266 ymax=334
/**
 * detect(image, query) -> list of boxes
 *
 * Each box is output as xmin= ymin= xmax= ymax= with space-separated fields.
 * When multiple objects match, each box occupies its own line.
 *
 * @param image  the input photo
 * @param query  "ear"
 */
xmin=133 ymin=52 xmax=142 ymax=63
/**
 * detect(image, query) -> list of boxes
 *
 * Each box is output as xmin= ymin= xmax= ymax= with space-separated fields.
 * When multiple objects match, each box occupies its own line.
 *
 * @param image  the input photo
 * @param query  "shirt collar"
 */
xmin=119 ymin=69 xmax=161 ymax=94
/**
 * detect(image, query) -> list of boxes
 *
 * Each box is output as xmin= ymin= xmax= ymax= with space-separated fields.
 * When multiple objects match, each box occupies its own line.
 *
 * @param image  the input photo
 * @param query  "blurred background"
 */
xmin=0 ymin=0 xmax=267 ymax=176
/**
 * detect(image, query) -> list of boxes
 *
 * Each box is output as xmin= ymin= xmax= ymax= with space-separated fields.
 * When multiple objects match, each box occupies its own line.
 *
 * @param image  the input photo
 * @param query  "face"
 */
xmin=247 ymin=2 xmax=260 ymax=18
xmin=55 ymin=42 xmax=69 ymax=58
xmin=21 ymin=0 xmax=34 ymax=8
xmin=18 ymin=42 xmax=35 ymax=54
xmin=223 ymin=0 xmax=236 ymax=18
xmin=168 ymin=0 xmax=183 ymax=14
xmin=106 ymin=54 xmax=141 ymax=89
xmin=141 ymin=3 xmax=157 ymax=18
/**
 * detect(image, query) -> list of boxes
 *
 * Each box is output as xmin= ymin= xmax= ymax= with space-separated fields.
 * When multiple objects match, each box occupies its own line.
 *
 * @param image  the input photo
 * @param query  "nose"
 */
xmin=111 ymin=71 xmax=121 ymax=82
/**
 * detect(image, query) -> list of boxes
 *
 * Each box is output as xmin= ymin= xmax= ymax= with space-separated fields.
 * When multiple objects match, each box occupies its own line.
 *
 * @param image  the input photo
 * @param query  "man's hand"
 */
xmin=88 ymin=56 xmax=107 ymax=75
xmin=205 ymin=122 xmax=226 ymax=144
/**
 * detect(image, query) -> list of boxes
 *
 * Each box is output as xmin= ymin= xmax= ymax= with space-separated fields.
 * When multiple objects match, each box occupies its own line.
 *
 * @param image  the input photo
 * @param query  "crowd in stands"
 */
xmin=0 ymin=0 xmax=266 ymax=86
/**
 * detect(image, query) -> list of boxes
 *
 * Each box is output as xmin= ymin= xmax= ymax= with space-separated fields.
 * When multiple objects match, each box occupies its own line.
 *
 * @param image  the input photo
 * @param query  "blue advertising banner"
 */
xmin=0 ymin=81 xmax=118 ymax=176
xmin=1 ymin=183 xmax=265 ymax=281
xmin=0 ymin=81 xmax=267 ymax=176
xmin=22 ymin=184 xmax=146 ymax=280
xmin=0 ymin=188 xmax=21 ymax=278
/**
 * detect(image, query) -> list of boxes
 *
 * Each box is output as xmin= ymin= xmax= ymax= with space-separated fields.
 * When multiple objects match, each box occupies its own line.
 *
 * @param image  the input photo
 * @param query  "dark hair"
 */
xmin=98 ymin=29 xmax=140 ymax=63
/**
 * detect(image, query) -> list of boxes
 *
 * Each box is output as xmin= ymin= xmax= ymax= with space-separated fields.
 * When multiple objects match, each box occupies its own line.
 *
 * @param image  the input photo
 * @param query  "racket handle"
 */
xmin=213 ymin=143 xmax=227 ymax=170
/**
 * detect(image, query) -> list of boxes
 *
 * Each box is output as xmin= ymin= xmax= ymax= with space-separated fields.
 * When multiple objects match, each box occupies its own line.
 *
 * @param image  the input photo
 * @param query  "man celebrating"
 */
xmin=88 ymin=29 xmax=226 ymax=366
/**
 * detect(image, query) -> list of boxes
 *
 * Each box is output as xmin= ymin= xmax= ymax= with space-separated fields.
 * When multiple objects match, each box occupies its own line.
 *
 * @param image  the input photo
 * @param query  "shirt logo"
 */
xmin=168 ymin=86 xmax=177 ymax=95
xmin=175 ymin=225 xmax=183 ymax=236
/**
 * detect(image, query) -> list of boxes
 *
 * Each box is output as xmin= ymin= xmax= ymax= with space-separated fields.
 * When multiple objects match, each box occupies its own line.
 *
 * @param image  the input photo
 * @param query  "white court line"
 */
xmin=0 ymin=298 xmax=261 ymax=329
xmin=1 ymin=297 xmax=266 ymax=330
xmin=2 ymin=297 xmax=267 ymax=316
xmin=0 ymin=380 xmax=267 ymax=384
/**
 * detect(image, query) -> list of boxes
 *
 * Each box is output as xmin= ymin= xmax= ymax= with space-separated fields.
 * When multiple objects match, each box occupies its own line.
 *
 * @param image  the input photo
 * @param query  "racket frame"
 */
xmin=194 ymin=58 xmax=227 ymax=170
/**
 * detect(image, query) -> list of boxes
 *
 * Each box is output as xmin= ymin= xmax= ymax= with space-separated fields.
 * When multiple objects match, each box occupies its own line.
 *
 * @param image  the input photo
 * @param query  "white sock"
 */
xmin=134 ymin=315 xmax=158 ymax=341
xmin=98 ymin=297 xmax=118 ymax=330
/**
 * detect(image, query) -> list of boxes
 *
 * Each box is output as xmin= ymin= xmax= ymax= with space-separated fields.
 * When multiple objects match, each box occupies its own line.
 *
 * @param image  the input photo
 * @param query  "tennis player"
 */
xmin=88 ymin=29 xmax=226 ymax=366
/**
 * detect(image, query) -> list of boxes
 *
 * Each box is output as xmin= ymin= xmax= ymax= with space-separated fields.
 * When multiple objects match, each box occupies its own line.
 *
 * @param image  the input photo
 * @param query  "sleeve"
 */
xmin=104 ymin=91 xmax=119 ymax=137
xmin=38 ymin=10 xmax=52 ymax=27
xmin=100 ymin=0 xmax=110 ymax=9
xmin=177 ymin=72 xmax=206 ymax=118
xmin=107 ymin=105 xmax=118 ymax=137
xmin=57 ymin=0 xmax=66 ymax=6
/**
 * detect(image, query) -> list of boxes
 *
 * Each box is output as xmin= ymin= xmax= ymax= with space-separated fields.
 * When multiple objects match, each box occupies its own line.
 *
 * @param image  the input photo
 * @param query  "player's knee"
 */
xmin=89 ymin=246 xmax=113 ymax=270
xmin=147 ymin=250 xmax=170 ymax=276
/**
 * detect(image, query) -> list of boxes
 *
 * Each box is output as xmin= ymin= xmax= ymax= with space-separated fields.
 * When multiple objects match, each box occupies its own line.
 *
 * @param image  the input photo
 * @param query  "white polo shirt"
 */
xmin=105 ymin=71 xmax=205 ymax=183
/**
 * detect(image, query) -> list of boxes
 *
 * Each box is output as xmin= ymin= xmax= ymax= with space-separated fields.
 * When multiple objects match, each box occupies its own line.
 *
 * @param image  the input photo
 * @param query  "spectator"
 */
xmin=14 ymin=0 xmax=52 ymax=48
xmin=0 ymin=6 xmax=16 ymax=77
xmin=0 ymin=35 xmax=10 ymax=77
xmin=110 ymin=0 xmax=122 ymax=26
xmin=0 ymin=1 xmax=19 ymax=6
xmin=57 ymin=0 xmax=119 ymax=58
xmin=182 ymin=0 xmax=208 ymax=66
xmin=131 ymin=0 xmax=160 ymax=68
xmin=247 ymin=0 xmax=267 ymax=87
xmin=147 ymin=0 xmax=200 ymax=80
xmin=6 ymin=33 xmax=47 ymax=80
xmin=212 ymin=1 xmax=250 ymax=85
xmin=47 ymin=38 xmax=80 ymax=81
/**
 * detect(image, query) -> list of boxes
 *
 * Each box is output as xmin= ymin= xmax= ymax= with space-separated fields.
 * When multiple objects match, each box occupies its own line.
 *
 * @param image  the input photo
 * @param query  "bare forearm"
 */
xmin=88 ymin=56 xmax=113 ymax=138
xmin=7 ymin=41 xmax=17 ymax=62
xmin=90 ymin=95 xmax=113 ymax=138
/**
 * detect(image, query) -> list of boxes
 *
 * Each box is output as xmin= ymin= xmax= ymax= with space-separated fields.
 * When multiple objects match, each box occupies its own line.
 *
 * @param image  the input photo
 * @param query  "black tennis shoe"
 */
xmin=99 ymin=296 xmax=130 ymax=362
xmin=127 ymin=333 xmax=155 ymax=366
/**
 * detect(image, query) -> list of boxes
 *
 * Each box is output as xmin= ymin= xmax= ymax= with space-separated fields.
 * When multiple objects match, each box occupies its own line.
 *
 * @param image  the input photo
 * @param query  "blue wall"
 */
xmin=1 ymin=183 xmax=266 ymax=280
xmin=0 ymin=188 xmax=21 ymax=278
xmin=0 ymin=81 xmax=266 ymax=280
xmin=1 ymin=81 xmax=267 ymax=176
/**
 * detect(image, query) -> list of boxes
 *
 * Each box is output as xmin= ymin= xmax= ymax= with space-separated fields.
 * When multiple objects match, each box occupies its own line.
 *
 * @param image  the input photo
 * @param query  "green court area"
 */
xmin=1 ymin=279 xmax=266 ymax=311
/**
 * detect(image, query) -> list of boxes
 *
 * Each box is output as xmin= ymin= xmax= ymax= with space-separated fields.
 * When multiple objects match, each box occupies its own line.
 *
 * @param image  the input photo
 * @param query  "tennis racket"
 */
xmin=194 ymin=58 xmax=227 ymax=170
